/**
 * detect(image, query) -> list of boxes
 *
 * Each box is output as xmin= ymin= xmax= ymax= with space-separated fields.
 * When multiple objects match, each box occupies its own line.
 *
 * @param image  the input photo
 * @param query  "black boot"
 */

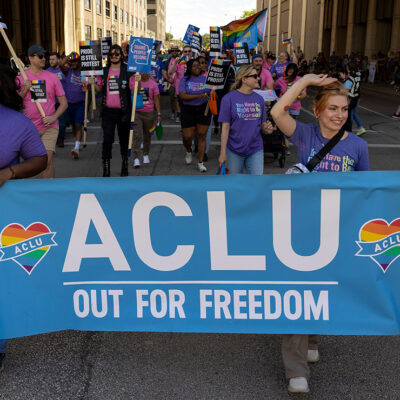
xmin=102 ymin=158 xmax=110 ymax=177
xmin=120 ymin=156 xmax=129 ymax=177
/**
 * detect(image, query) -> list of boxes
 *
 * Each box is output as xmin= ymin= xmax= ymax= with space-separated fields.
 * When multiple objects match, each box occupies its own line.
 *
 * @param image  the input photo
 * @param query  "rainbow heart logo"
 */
xmin=355 ymin=218 xmax=400 ymax=273
xmin=0 ymin=223 xmax=57 ymax=275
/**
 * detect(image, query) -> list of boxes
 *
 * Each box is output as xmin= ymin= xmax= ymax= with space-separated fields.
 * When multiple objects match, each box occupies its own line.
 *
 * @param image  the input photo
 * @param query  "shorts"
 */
xmin=39 ymin=126 xmax=59 ymax=153
xmin=180 ymin=103 xmax=212 ymax=128
xmin=168 ymin=85 xmax=177 ymax=99
xmin=68 ymin=101 xmax=85 ymax=125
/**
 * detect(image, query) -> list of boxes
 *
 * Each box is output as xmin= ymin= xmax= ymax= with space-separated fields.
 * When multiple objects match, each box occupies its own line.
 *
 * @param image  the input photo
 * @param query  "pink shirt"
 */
xmin=173 ymin=63 xmax=186 ymax=91
xmin=129 ymin=77 xmax=160 ymax=113
xmin=262 ymin=60 xmax=272 ymax=71
xmin=260 ymin=69 xmax=273 ymax=90
xmin=105 ymin=68 xmax=121 ymax=109
xmin=275 ymin=76 xmax=302 ymax=110
xmin=17 ymin=70 xmax=65 ymax=131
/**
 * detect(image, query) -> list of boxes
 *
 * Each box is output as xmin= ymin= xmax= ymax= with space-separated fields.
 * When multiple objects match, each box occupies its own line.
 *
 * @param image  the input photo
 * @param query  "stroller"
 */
xmin=263 ymin=101 xmax=286 ymax=168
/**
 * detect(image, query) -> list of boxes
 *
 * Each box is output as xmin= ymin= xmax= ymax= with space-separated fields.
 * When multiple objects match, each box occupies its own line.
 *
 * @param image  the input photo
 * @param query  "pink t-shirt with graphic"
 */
xmin=17 ymin=69 xmax=65 ymax=131
xmin=275 ymin=76 xmax=302 ymax=110
xmin=262 ymin=60 xmax=272 ymax=71
xmin=260 ymin=69 xmax=273 ymax=90
xmin=105 ymin=68 xmax=121 ymax=109
xmin=129 ymin=77 xmax=160 ymax=113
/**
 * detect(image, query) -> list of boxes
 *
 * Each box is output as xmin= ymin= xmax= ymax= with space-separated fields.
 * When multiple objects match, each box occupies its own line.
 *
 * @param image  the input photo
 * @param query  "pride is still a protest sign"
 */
xmin=1 ymin=172 xmax=400 ymax=338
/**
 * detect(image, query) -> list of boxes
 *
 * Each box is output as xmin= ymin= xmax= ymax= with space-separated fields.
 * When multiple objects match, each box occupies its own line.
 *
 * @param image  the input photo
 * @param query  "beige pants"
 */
xmin=281 ymin=334 xmax=318 ymax=379
xmin=133 ymin=110 xmax=155 ymax=159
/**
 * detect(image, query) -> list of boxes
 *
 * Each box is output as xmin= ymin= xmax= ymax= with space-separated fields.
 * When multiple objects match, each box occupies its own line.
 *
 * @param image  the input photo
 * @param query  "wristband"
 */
xmin=157 ymin=112 xmax=161 ymax=115
xmin=9 ymin=166 xmax=16 ymax=180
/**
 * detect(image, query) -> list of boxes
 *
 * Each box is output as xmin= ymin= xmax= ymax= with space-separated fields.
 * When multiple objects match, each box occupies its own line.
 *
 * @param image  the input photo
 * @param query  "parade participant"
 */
xmin=343 ymin=63 xmax=366 ymax=136
xmin=47 ymin=52 xmax=68 ymax=148
xmin=368 ymin=55 xmax=377 ymax=83
xmin=179 ymin=58 xmax=211 ymax=172
xmin=270 ymin=51 xmax=294 ymax=80
xmin=166 ymin=47 xmax=181 ymax=121
xmin=17 ymin=44 xmax=67 ymax=179
xmin=92 ymin=44 xmax=132 ymax=177
xmin=263 ymin=51 xmax=275 ymax=71
xmin=218 ymin=65 xmax=271 ymax=175
xmin=129 ymin=73 xmax=162 ymax=167
xmin=252 ymin=54 xmax=273 ymax=90
xmin=59 ymin=52 xmax=86 ymax=159
xmin=199 ymin=55 xmax=208 ymax=76
xmin=271 ymin=75 xmax=369 ymax=393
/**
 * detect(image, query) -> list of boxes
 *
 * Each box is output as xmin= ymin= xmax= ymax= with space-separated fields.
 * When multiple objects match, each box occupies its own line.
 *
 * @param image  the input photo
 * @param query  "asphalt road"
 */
xmin=1 ymin=83 xmax=400 ymax=399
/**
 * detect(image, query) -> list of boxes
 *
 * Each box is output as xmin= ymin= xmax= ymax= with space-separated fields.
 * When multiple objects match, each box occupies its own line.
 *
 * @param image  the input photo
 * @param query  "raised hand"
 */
xmin=303 ymin=74 xmax=337 ymax=87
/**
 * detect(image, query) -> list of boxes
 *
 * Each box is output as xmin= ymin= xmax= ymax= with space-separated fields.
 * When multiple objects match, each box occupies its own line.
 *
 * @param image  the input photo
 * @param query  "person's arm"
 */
xmin=179 ymin=91 xmax=207 ymax=101
xmin=262 ymin=120 xmax=275 ymax=134
xmin=154 ymin=94 xmax=162 ymax=123
xmin=168 ymin=58 xmax=177 ymax=76
xmin=0 ymin=155 xmax=48 ymax=186
xmin=43 ymin=95 xmax=67 ymax=126
xmin=218 ymin=122 xmax=230 ymax=165
xmin=291 ymin=50 xmax=298 ymax=65
xmin=18 ymin=78 xmax=32 ymax=99
xmin=271 ymin=74 xmax=337 ymax=137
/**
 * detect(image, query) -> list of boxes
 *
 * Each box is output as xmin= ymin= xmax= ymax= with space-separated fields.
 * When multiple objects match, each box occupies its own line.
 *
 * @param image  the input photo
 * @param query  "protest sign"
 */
xmin=190 ymin=31 xmax=202 ymax=55
xmin=182 ymin=24 xmax=200 ymax=45
xmin=254 ymin=89 xmax=278 ymax=102
xmin=234 ymin=42 xmax=250 ymax=66
xmin=151 ymin=40 xmax=162 ymax=65
xmin=127 ymin=36 xmax=154 ymax=73
xmin=79 ymin=40 xmax=103 ymax=76
xmin=3 ymin=172 xmax=400 ymax=338
xmin=30 ymin=80 xmax=47 ymax=102
xmin=99 ymin=36 xmax=112 ymax=57
xmin=209 ymin=26 xmax=222 ymax=57
xmin=205 ymin=59 xmax=230 ymax=90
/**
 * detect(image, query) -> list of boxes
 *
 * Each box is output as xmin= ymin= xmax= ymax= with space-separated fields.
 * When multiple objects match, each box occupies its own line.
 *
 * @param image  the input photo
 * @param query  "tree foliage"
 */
xmin=165 ymin=32 xmax=174 ymax=42
xmin=240 ymin=9 xmax=256 ymax=19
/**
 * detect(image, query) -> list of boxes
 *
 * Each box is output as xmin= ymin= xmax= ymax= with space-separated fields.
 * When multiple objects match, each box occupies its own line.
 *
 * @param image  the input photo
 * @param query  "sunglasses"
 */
xmin=33 ymin=54 xmax=45 ymax=59
xmin=183 ymin=50 xmax=191 ymax=53
xmin=110 ymin=52 xmax=121 ymax=57
xmin=246 ymin=74 xmax=259 ymax=79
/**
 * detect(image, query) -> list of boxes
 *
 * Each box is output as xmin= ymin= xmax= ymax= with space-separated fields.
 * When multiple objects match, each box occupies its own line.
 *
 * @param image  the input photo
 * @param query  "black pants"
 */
xmin=101 ymin=107 xmax=130 ymax=159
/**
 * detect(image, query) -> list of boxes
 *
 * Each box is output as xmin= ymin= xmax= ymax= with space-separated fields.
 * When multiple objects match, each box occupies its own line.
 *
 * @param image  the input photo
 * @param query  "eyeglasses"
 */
xmin=33 ymin=54 xmax=45 ymax=59
xmin=246 ymin=74 xmax=259 ymax=79
xmin=110 ymin=52 xmax=121 ymax=57
xmin=183 ymin=50 xmax=191 ymax=54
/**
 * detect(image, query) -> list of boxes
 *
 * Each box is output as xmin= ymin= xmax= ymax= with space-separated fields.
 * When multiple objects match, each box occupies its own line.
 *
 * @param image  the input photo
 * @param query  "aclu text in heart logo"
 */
xmin=0 ymin=222 xmax=57 ymax=275
xmin=355 ymin=218 xmax=400 ymax=273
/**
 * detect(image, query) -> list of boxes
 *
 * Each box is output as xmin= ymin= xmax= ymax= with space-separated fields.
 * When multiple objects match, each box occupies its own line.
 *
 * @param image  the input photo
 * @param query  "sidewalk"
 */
xmin=361 ymin=81 xmax=398 ymax=97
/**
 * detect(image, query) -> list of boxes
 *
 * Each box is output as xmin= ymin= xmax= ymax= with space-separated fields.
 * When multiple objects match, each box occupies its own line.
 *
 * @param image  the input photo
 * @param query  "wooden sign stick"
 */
xmin=91 ymin=75 xmax=96 ymax=111
xmin=83 ymin=87 xmax=89 ymax=148
xmin=0 ymin=23 xmax=46 ymax=118
xmin=128 ymin=72 xmax=140 ymax=156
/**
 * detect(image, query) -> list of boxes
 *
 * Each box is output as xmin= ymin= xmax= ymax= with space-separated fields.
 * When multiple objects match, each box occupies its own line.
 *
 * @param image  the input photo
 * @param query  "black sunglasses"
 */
xmin=110 ymin=52 xmax=121 ymax=57
xmin=33 ymin=54 xmax=45 ymax=59
xmin=246 ymin=74 xmax=259 ymax=79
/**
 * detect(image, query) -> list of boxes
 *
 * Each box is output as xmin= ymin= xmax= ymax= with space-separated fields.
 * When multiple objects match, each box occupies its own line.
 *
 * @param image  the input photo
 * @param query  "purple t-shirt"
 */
xmin=289 ymin=121 xmax=369 ymax=172
xmin=178 ymin=75 xmax=210 ymax=106
xmin=63 ymin=69 xmax=85 ymax=104
xmin=47 ymin=66 xmax=66 ymax=87
xmin=270 ymin=61 xmax=290 ymax=80
xmin=0 ymin=105 xmax=46 ymax=168
xmin=218 ymin=90 xmax=266 ymax=156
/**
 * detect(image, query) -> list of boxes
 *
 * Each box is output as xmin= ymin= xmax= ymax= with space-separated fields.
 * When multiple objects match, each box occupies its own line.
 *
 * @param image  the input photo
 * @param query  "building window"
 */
xmin=105 ymin=1 xmax=110 ymax=17
xmin=135 ymin=17 xmax=138 ymax=28
xmin=114 ymin=5 xmax=118 ymax=19
xmin=139 ymin=20 xmax=142 ymax=30
xmin=113 ymin=31 xmax=117 ymax=43
xmin=85 ymin=25 xmax=92 ymax=40
xmin=96 ymin=0 xmax=101 ymax=14
xmin=147 ymin=0 xmax=155 ymax=3
xmin=126 ymin=12 xmax=129 ymax=25
xmin=131 ymin=15 xmax=134 ymax=26
xmin=106 ymin=29 xmax=111 ymax=37
xmin=120 ymin=9 xmax=123 ymax=22
xmin=147 ymin=9 xmax=156 ymax=15
xmin=84 ymin=0 xmax=91 ymax=10
xmin=143 ymin=21 xmax=146 ymax=31
xmin=97 ymin=28 xmax=102 ymax=38
xmin=121 ymin=34 xmax=124 ymax=43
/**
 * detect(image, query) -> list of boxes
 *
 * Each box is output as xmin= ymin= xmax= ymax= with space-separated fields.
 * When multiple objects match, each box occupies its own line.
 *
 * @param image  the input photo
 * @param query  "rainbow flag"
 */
xmin=179 ymin=56 xmax=188 ymax=65
xmin=221 ymin=8 xmax=268 ymax=50
xmin=149 ymin=124 xmax=156 ymax=135
xmin=282 ymin=38 xmax=293 ymax=46
xmin=31 ymin=80 xmax=43 ymax=84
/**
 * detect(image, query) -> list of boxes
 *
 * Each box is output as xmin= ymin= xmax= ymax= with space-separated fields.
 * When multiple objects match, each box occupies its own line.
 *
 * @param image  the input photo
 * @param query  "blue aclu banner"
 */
xmin=1 ymin=172 xmax=400 ymax=339
xmin=127 ymin=36 xmax=154 ymax=73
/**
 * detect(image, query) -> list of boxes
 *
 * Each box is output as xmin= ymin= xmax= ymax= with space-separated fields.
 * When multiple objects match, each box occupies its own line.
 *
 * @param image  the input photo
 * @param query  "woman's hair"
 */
xmin=230 ymin=65 xmax=255 ymax=91
xmin=183 ymin=58 xmax=200 ymax=78
xmin=0 ymin=64 xmax=23 ymax=111
xmin=313 ymin=81 xmax=349 ymax=115
xmin=285 ymin=63 xmax=298 ymax=83
xmin=107 ymin=44 xmax=123 ymax=67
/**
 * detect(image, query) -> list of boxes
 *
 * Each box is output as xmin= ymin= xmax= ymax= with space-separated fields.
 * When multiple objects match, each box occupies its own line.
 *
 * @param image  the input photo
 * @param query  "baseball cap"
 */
xmin=252 ymin=54 xmax=264 ymax=61
xmin=28 ymin=44 xmax=46 ymax=57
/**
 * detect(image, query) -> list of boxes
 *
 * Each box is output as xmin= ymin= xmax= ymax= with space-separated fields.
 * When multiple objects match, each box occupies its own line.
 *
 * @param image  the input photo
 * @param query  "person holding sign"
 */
xmin=178 ymin=58 xmax=211 ymax=172
xmin=92 ymin=44 xmax=132 ymax=177
xmin=218 ymin=65 xmax=273 ymax=175
xmin=129 ymin=73 xmax=162 ymax=167
xmin=16 ymin=45 xmax=67 ymax=179
xmin=270 ymin=75 xmax=369 ymax=393
xmin=252 ymin=54 xmax=273 ymax=90
xmin=60 ymin=53 xmax=86 ymax=159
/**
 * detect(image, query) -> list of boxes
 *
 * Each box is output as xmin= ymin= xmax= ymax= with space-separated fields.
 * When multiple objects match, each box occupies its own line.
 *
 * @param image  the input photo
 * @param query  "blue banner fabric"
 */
xmin=127 ymin=36 xmax=154 ymax=73
xmin=1 ymin=172 xmax=400 ymax=339
xmin=182 ymin=25 xmax=200 ymax=45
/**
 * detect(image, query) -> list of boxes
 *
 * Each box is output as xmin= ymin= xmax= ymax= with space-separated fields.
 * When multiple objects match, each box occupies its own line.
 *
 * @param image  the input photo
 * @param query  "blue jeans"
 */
xmin=350 ymin=98 xmax=363 ymax=129
xmin=226 ymin=148 xmax=264 ymax=175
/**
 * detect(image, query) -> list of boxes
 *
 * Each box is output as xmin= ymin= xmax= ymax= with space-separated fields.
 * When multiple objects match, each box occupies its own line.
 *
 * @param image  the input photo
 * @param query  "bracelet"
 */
xmin=157 ymin=112 xmax=161 ymax=115
xmin=9 ymin=166 xmax=16 ymax=180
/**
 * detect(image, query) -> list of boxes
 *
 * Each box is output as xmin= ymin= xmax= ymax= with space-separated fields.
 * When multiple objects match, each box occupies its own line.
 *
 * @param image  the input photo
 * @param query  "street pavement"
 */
xmin=0 ymin=84 xmax=400 ymax=399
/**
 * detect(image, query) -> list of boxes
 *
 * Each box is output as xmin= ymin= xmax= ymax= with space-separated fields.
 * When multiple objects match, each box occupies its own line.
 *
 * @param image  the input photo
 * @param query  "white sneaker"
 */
xmin=185 ymin=152 xmax=192 ymax=164
xmin=143 ymin=155 xmax=150 ymax=164
xmin=71 ymin=148 xmax=79 ymax=159
xmin=307 ymin=349 xmax=320 ymax=363
xmin=288 ymin=377 xmax=309 ymax=393
xmin=198 ymin=162 xmax=207 ymax=172
xmin=170 ymin=113 xmax=175 ymax=120
xmin=134 ymin=158 xmax=140 ymax=168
